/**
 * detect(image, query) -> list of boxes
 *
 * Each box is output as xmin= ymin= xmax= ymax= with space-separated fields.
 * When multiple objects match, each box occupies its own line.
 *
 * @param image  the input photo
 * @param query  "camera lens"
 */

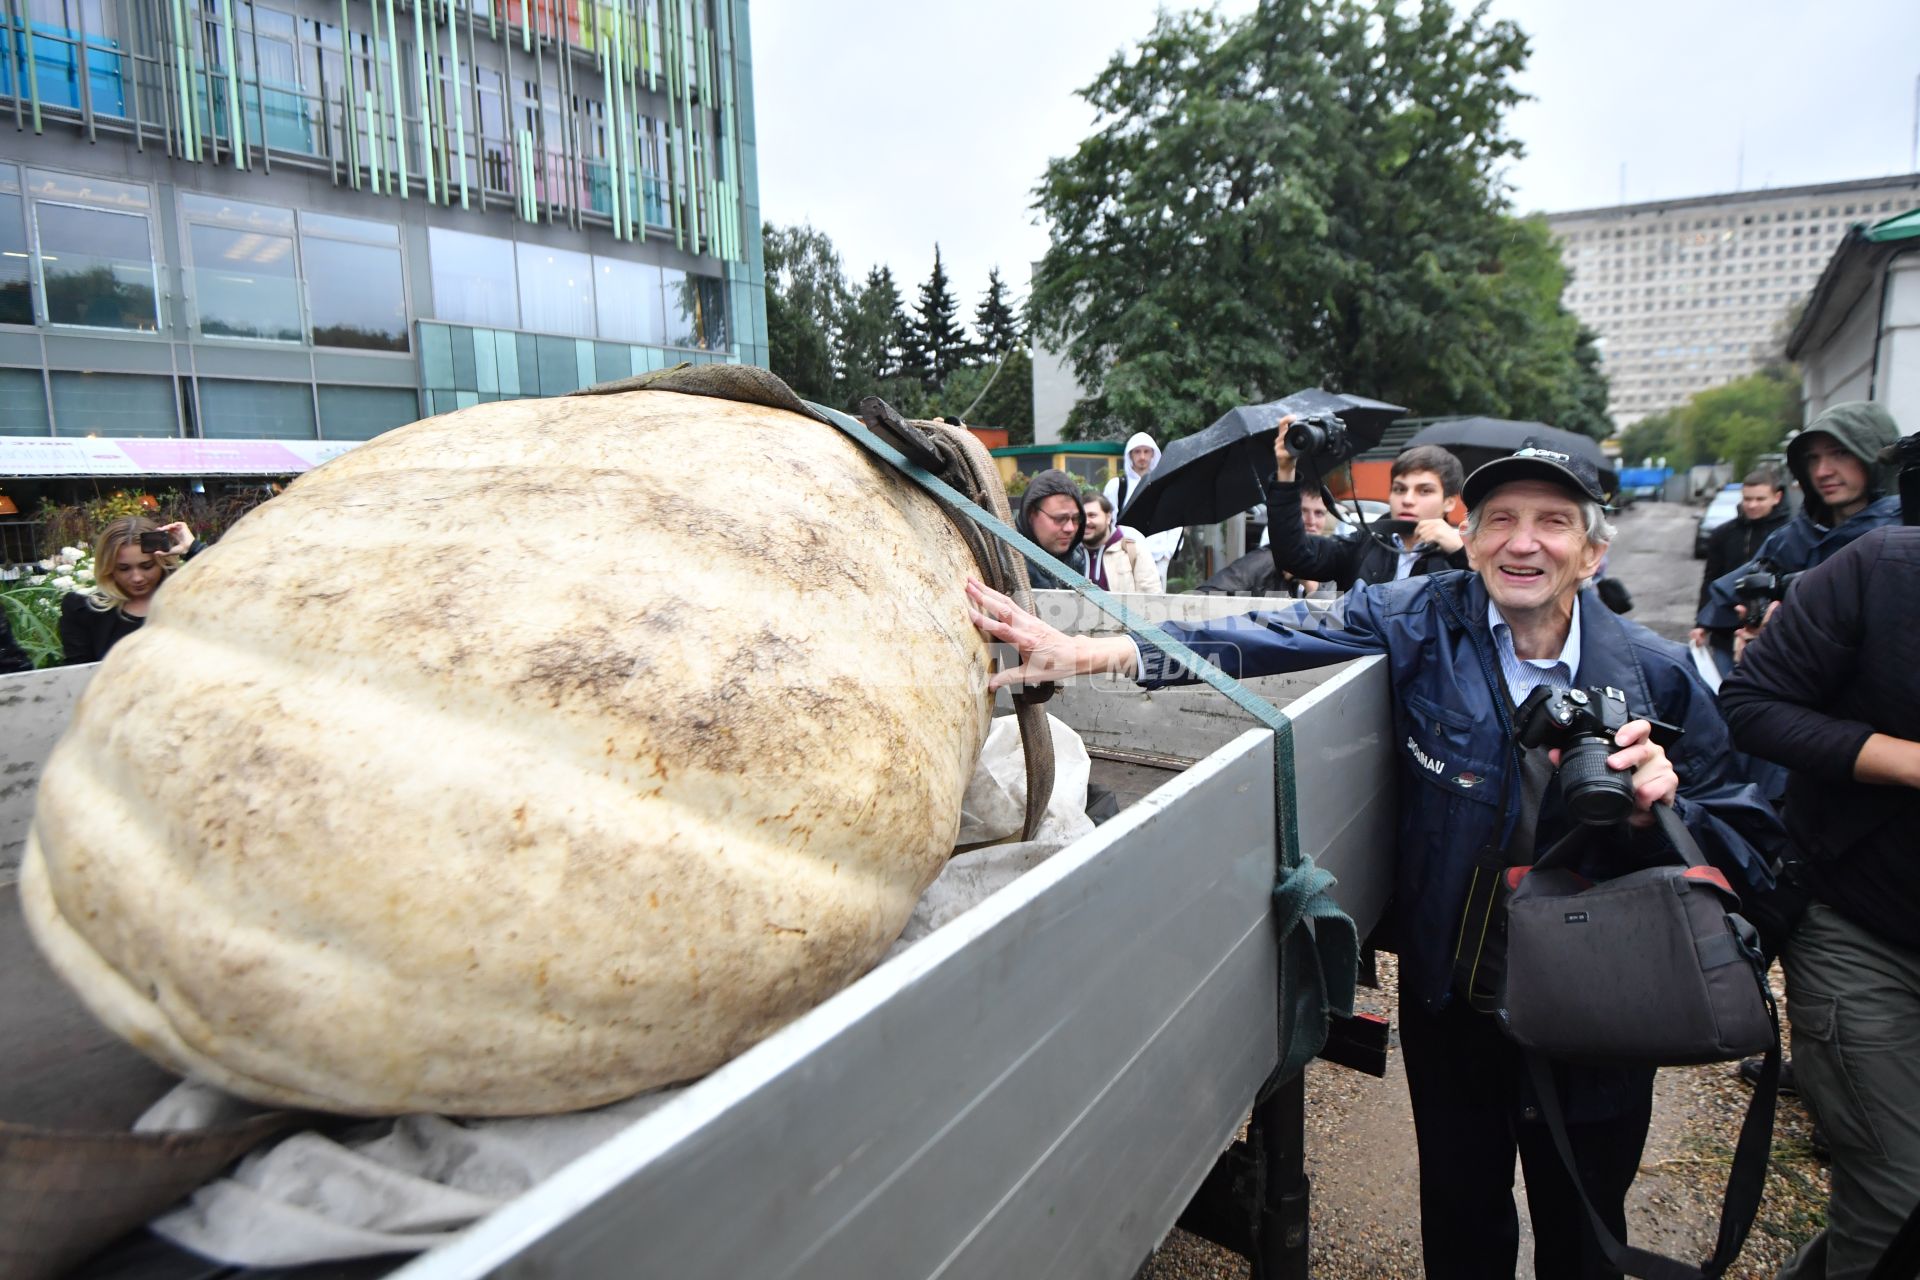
xmin=1284 ymin=419 xmax=1326 ymax=457
xmin=1559 ymin=736 xmax=1634 ymax=825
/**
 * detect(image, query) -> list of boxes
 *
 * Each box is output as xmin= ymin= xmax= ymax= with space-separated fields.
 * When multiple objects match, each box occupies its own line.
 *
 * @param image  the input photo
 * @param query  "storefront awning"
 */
xmin=0 ymin=438 xmax=363 ymax=479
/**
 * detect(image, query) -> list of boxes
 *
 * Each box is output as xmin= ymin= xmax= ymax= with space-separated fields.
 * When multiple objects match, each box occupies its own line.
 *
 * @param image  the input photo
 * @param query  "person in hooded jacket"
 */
xmin=1694 ymin=402 xmax=1902 ymax=648
xmin=1014 ymin=469 xmax=1090 ymax=591
xmin=1102 ymin=432 xmax=1184 ymax=580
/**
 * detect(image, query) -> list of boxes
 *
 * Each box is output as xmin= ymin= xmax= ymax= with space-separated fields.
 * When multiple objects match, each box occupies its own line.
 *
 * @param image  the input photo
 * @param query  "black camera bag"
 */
xmin=1498 ymin=804 xmax=1773 ymax=1065
xmin=1498 ymin=805 xmax=1781 ymax=1280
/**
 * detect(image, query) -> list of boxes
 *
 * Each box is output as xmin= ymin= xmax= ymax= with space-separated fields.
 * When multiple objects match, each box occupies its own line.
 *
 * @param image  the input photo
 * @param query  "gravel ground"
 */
xmin=1138 ymin=959 xmax=1825 ymax=1279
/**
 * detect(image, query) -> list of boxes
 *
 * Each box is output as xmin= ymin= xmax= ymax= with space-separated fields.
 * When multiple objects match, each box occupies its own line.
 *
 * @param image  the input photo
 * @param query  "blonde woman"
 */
xmin=59 ymin=515 xmax=199 ymax=665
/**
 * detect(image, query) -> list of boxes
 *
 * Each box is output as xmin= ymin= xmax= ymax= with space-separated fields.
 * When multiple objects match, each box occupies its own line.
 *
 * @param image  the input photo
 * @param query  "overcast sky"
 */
xmin=752 ymin=0 xmax=1920 ymax=314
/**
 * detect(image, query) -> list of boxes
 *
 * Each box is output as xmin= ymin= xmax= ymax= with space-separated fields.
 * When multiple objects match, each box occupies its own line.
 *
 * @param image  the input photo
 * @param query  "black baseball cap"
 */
xmin=1462 ymin=444 xmax=1609 ymax=511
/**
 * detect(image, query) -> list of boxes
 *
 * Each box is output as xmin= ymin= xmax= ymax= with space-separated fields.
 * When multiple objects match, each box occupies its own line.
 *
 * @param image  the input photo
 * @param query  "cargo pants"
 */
xmin=1777 ymin=903 xmax=1920 ymax=1280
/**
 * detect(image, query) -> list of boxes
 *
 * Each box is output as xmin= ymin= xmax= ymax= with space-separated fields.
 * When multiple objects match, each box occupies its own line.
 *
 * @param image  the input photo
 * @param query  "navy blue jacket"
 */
xmin=1695 ymin=496 xmax=1902 ymax=631
xmin=1142 ymin=570 xmax=1783 ymax=1019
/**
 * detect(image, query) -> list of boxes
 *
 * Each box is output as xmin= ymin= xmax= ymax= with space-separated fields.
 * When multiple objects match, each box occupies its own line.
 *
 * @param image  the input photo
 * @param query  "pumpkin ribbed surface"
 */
xmin=22 ymin=390 xmax=991 ymax=1115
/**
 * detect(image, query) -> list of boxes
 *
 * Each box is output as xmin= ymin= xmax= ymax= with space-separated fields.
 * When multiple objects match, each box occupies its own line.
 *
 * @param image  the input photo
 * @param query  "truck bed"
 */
xmin=3 ymin=590 xmax=1396 ymax=1280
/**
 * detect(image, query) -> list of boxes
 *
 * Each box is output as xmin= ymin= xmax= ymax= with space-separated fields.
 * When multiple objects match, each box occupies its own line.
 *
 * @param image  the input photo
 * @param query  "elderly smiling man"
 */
xmin=970 ymin=446 xmax=1782 ymax=1280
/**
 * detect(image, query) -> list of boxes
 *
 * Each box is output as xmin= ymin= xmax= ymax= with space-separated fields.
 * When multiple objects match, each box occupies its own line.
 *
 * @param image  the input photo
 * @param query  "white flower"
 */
xmin=52 ymin=575 xmax=74 ymax=590
xmin=60 ymin=546 xmax=82 ymax=562
xmin=37 ymin=559 xmax=53 ymax=571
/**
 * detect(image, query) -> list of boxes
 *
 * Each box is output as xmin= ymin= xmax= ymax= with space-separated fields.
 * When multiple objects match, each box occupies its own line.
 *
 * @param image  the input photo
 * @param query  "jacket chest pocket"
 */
xmin=1401 ymin=692 xmax=1501 ymax=805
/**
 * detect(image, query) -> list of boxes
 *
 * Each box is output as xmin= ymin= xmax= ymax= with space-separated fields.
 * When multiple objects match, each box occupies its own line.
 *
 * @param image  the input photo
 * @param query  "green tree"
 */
xmin=1616 ymin=367 xmax=1799 ymax=474
xmin=840 ymin=265 xmax=906 ymax=398
xmin=973 ymin=267 xmax=1023 ymax=358
xmin=912 ymin=245 xmax=967 ymax=386
xmin=1031 ymin=1 xmax=1609 ymax=442
xmin=1617 ymin=408 xmax=1683 ymax=468
xmin=763 ymin=222 xmax=849 ymax=401
xmin=929 ymin=348 xmax=1036 ymax=443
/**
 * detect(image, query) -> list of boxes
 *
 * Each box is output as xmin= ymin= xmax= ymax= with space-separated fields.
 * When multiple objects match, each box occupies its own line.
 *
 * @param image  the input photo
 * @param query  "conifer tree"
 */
xmin=912 ymin=245 xmax=965 ymax=386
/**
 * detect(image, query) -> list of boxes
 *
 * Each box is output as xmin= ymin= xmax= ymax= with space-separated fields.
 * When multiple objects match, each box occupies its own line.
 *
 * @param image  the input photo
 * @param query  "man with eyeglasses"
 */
xmin=1014 ymin=468 xmax=1091 ymax=590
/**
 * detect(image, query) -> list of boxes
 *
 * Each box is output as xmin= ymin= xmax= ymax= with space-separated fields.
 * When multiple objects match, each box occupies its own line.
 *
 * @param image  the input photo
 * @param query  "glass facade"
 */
xmin=0 ymin=0 xmax=768 ymax=446
xmin=417 ymin=319 xmax=725 ymax=414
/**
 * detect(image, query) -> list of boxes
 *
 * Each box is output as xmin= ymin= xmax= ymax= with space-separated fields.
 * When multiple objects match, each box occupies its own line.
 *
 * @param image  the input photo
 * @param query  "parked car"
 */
xmin=1693 ymin=483 xmax=1744 ymax=559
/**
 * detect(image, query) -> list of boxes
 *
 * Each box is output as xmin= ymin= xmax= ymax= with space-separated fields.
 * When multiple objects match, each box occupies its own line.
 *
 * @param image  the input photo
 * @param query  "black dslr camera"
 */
xmin=1733 ymin=563 xmax=1801 ymax=620
xmin=1880 ymin=433 xmax=1920 ymax=527
xmin=1282 ymin=412 xmax=1354 ymax=465
xmin=1513 ymin=684 xmax=1635 ymax=825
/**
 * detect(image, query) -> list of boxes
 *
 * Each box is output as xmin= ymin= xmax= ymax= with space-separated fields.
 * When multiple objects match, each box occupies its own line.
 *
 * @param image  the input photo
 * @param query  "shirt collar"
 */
xmin=1487 ymin=593 xmax=1582 ymax=677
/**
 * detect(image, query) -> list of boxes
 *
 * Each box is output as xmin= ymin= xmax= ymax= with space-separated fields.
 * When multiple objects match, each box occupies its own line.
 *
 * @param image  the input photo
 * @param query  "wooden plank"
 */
xmin=395 ymin=729 xmax=1286 ymax=1280
xmin=0 ymin=664 xmax=95 ymax=884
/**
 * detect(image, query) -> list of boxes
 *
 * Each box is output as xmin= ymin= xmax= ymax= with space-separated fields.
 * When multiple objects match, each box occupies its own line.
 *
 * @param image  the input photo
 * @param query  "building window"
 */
xmin=50 ymin=371 xmax=177 ymax=436
xmin=515 ymin=242 xmax=593 ymax=338
xmin=592 ymin=256 xmax=665 ymax=345
xmin=198 ymin=377 xmax=316 ymax=439
xmin=430 ymin=227 xmax=519 ymax=329
xmin=302 ymin=212 xmax=407 ymax=351
xmin=316 ymin=384 xmax=418 ymax=440
xmin=182 ymin=193 xmax=302 ymax=342
xmin=0 ymin=367 xmax=49 ymax=434
xmin=36 ymin=203 xmax=160 ymax=331
xmin=24 ymin=170 xmax=159 ymax=332
xmin=0 ymin=167 xmax=30 ymax=326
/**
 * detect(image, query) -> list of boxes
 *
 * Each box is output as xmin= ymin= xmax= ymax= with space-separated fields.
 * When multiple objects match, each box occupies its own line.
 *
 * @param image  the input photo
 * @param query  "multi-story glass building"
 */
xmin=1546 ymin=174 xmax=1920 ymax=428
xmin=0 ymin=0 xmax=766 ymax=445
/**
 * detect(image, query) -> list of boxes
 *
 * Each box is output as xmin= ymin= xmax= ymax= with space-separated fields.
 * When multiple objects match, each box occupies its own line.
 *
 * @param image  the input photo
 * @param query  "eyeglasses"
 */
xmin=1032 ymin=509 xmax=1080 ymax=526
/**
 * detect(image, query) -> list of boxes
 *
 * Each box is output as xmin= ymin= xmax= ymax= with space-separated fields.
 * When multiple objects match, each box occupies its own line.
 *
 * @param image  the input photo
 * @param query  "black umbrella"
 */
xmin=1119 ymin=389 xmax=1407 ymax=536
xmin=1405 ymin=418 xmax=1618 ymax=500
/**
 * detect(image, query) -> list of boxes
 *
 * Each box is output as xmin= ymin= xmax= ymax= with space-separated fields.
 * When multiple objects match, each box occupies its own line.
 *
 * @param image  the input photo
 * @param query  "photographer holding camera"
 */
xmin=1693 ymin=402 xmax=1902 ymax=661
xmin=1266 ymin=424 xmax=1468 ymax=592
xmin=1719 ymin=525 xmax=1920 ymax=1280
xmin=971 ymin=446 xmax=1781 ymax=1279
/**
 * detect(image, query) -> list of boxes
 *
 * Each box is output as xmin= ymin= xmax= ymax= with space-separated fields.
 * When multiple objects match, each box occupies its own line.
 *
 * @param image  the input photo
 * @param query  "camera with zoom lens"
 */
xmin=1282 ymin=412 xmax=1354 ymax=464
xmin=1513 ymin=684 xmax=1635 ymax=826
xmin=1733 ymin=564 xmax=1801 ymax=620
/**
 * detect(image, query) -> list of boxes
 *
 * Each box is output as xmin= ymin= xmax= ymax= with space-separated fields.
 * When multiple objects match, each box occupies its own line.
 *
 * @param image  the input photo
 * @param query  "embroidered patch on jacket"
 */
xmin=1453 ymin=770 xmax=1482 ymax=789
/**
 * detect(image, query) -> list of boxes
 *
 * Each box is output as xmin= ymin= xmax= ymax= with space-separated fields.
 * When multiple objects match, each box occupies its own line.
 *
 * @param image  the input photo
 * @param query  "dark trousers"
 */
xmin=1399 ymin=991 xmax=1654 ymax=1280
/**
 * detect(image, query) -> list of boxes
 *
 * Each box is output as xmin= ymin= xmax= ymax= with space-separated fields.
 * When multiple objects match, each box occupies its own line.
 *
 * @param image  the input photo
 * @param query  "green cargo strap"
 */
xmin=802 ymin=397 xmax=1356 ymax=1084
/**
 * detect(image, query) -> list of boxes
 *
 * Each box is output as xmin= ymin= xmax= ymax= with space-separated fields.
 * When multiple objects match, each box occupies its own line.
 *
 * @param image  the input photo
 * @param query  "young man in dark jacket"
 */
xmin=972 ymin=446 xmax=1782 ymax=1279
xmin=1696 ymin=470 xmax=1788 ymax=609
xmin=1692 ymin=469 xmax=1790 ymax=668
xmin=1719 ymin=527 xmax=1920 ymax=1280
xmin=1695 ymin=402 xmax=1902 ymax=642
xmin=1013 ymin=468 xmax=1090 ymax=591
xmin=1265 ymin=441 xmax=1468 ymax=591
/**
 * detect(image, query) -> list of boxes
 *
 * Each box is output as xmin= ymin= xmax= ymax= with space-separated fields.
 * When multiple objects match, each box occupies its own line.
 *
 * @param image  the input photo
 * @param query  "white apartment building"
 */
xmin=1547 ymin=175 xmax=1920 ymax=427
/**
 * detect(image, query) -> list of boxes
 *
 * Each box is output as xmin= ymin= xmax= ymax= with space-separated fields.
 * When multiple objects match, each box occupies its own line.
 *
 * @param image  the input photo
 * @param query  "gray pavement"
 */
xmin=1605 ymin=498 xmax=1709 ymax=643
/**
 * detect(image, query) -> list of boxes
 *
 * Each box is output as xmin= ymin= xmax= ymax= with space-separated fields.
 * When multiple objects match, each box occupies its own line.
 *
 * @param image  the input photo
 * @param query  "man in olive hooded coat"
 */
xmin=1695 ymin=401 xmax=1903 ymax=638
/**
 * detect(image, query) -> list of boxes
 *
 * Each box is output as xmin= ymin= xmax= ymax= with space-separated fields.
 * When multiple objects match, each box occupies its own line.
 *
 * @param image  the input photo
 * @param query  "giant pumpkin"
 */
xmin=21 ymin=385 xmax=993 ymax=1115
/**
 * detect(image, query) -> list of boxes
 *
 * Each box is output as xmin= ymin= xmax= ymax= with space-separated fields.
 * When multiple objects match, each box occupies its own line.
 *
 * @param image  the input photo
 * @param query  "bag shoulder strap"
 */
xmin=1523 ymin=993 xmax=1780 ymax=1279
